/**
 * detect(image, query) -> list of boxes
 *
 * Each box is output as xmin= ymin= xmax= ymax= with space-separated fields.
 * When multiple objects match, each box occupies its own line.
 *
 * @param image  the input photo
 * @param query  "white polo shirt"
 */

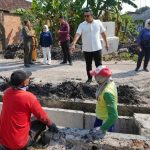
xmin=76 ymin=20 xmax=106 ymax=52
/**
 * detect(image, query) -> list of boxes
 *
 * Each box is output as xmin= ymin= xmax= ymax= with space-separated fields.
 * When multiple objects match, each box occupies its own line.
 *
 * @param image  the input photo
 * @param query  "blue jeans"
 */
xmin=94 ymin=117 xmax=114 ymax=132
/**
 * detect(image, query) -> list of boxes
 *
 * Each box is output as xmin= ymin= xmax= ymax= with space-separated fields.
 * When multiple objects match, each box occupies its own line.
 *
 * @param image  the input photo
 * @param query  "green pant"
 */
xmin=24 ymin=40 xmax=32 ymax=65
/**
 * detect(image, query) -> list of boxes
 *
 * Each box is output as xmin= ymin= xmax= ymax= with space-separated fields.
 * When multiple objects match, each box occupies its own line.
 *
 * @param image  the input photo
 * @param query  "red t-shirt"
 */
xmin=0 ymin=88 xmax=52 ymax=150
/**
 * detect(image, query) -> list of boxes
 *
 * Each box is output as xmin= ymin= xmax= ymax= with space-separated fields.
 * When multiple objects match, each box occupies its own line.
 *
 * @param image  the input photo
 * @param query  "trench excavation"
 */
xmin=0 ymin=77 xmax=150 ymax=149
xmin=0 ymin=77 xmax=146 ymax=104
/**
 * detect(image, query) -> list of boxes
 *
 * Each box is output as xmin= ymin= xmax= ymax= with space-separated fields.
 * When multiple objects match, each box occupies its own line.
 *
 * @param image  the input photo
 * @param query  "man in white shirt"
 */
xmin=71 ymin=9 xmax=109 ymax=83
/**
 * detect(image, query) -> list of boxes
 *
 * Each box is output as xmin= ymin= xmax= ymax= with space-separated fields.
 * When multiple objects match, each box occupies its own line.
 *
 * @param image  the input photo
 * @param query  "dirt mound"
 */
xmin=0 ymin=76 xmax=9 ymax=91
xmin=4 ymin=43 xmax=24 ymax=59
xmin=0 ymin=79 xmax=142 ymax=104
xmin=3 ymin=44 xmax=83 ymax=60
xmin=29 ymin=81 xmax=96 ymax=100
xmin=117 ymin=85 xmax=141 ymax=104
xmin=51 ymin=47 xmax=84 ymax=60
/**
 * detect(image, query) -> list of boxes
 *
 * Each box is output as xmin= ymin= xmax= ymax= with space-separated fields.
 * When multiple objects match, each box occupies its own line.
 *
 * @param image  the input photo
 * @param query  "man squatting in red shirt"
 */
xmin=0 ymin=70 xmax=58 ymax=150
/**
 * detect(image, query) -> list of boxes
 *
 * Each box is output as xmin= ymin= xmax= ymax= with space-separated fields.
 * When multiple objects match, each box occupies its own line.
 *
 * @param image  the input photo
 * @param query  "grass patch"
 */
xmin=103 ymin=52 xmax=138 ymax=62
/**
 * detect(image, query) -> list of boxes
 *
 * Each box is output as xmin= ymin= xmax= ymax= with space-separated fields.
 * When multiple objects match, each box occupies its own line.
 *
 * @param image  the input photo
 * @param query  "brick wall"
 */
xmin=3 ymin=13 xmax=22 ymax=45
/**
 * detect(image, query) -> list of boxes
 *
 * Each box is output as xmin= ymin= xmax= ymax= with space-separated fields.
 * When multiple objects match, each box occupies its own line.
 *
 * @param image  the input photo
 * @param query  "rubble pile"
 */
xmin=50 ymin=47 xmax=84 ymax=60
xmin=3 ymin=44 xmax=84 ymax=60
xmin=29 ymin=81 xmax=96 ymax=100
xmin=4 ymin=43 xmax=24 ymax=59
xmin=0 ymin=76 xmax=9 ymax=91
xmin=119 ymin=43 xmax=139 ymax=55
xmin=3 ymin=43 xmax=140 ymax=61
xmin=32 ymin=128 xmax=150 ymax=150
xmin=0 ymin=78 xmax=143 ymax=104
xmin=117 ymin=85 xmax=141 ymax=104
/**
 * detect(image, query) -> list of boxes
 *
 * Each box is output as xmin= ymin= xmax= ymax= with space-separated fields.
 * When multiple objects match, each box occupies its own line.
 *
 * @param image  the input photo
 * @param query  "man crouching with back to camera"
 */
xmin=89 ymin=66 xmax=118 ymax=138
xmin=0 ymin=70 xmax=58 ymax=150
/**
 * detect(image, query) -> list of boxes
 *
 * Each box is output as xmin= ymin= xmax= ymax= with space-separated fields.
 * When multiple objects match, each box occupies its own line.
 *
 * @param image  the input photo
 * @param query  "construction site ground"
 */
xmin=0 ymin=57 xmax=150 ymax=149
xmin=0 ymin=57 xmax=150 ymax=105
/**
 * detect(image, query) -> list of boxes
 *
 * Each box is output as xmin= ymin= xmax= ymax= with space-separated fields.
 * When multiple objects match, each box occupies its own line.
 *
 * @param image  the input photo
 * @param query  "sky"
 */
xmin=122 ymin=0 xmax=150 ymax=13
xmin=26 ymin=0 xmax=150 ymax=13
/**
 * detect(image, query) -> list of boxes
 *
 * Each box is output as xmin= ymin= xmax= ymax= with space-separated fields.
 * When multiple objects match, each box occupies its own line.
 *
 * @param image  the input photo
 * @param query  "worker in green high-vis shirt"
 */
xmin=90 ymin=65 xmax=118 ymax=136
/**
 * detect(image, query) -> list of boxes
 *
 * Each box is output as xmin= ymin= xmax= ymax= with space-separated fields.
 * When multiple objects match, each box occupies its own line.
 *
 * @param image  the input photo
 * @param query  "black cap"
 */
xmin=10 ymin=70 xmax=32 ymax=87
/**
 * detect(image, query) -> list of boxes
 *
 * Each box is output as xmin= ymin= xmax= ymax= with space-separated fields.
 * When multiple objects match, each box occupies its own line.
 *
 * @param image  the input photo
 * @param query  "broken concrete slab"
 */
xmin=134 ymin=113 xmax=150 ymax=138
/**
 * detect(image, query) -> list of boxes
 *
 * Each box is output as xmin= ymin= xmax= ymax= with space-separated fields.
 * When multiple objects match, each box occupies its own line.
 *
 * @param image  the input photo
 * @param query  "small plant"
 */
xmin=103 ymin=52 xmax=138 ymax=62
xmin=132 ymin=54 xmax=138 ymax=62
xmin=119 ymin=52 xmax=131 ymax=60
xmin=103 ymin=54 xmax=113 ymax=61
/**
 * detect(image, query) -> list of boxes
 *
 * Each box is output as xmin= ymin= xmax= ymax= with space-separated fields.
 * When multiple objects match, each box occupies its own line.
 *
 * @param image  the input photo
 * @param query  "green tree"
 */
xmin=16 ymin=0 xmax=138 ymax=44
xmin=86 ymin=0 xmax=137 ymax=20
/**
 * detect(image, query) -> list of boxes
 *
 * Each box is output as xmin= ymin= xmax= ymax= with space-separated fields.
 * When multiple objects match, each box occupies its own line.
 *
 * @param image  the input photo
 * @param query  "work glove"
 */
xmin=48 ymin=123 xmax=59 ymax=133
xmin=89 ymin=127 xmax=106 ymax=140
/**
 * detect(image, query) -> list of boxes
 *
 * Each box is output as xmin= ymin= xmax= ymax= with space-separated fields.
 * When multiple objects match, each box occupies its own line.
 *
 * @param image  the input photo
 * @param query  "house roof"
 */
xmin=0 ymin=0 xmax=31 ymax=11
xmin=130 ymin=9 xmax=150 ymax=21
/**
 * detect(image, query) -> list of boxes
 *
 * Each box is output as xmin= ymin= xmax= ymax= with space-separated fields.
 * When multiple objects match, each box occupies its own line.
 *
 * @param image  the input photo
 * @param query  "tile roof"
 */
xmin=0 ymin=0 xmax=31 ymax=11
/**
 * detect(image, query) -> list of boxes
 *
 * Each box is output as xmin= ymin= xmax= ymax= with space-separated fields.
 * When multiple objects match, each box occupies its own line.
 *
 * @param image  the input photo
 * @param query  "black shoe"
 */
xmin=60 ymin=61 xmax=67 ymax=64
xmin=86 ymin=79 xmax=92 ymax=84
xmin=143 ymin=68 xmax=149 ymax=72
xmin=25 ymin=64 xmax=30 ymax=68
xmin=69 ymin=62 xmax=73 ymax=66
xmin=29 ymin=62 xmax=35 ymax=65
xmin=135 ymin=68 xmax=139 ymax=72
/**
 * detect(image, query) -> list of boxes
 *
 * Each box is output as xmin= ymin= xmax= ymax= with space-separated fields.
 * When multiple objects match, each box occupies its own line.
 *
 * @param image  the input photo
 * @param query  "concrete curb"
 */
xmin=1 ymin=93 xmax=150 ymax=116
xmin=0 ymin=102 xmax=148 ymax=136
xmin=38 ymin=99 xmax=150 ymax=116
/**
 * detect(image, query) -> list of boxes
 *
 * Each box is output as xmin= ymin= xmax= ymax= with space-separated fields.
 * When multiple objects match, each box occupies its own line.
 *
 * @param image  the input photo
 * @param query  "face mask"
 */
xmin=19 ymin=86 xmax=29 ymax=91
xmin=95 ymin=76 xmax=107 ymax=85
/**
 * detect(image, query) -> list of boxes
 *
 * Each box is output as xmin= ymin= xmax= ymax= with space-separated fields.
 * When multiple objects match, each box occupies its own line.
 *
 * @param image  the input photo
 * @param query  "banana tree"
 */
xmin=86 ymin=0 xmax=137 ymax=21
xmin=112 ymin=0 xmax=137 ymax=36
xmin=31 ymin=0 xmax=74 ymax=42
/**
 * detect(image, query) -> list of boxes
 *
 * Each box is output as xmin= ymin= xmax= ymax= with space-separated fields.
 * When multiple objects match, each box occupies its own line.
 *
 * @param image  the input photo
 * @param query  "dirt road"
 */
xmin=0 ymin=58 xmax=150 ymax=104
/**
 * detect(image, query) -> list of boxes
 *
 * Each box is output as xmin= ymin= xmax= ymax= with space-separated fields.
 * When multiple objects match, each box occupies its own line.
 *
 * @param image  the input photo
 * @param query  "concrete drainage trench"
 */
xmin=0 ymin=79 xmax=150 ymax=149
xmin=0 ymin=102 xmax=150 ymax=149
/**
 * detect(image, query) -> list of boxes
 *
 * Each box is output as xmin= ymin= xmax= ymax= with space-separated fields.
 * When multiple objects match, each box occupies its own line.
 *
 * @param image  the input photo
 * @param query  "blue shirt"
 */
xmin=40 ymin=31 xmax=53 ymax=47
xmin=137 ymin=28 xmax=150 ymax=45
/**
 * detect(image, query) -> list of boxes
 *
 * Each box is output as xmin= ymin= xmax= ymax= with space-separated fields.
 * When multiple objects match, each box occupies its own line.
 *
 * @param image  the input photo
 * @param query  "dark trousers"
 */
xmin=94 ymin=117 xmax=114 ymax=132
xmin=136 ymin=46 xmax=150 ymax=69
xmin=61 ymin=40 xmax=72 ymax=63
xmin=24 ymin=41 xmax=32 ymax=65
xmin=84 ymin=50 xmax=102 ymax=80
xmin=0 ymin=120 xmax=46 ymax=150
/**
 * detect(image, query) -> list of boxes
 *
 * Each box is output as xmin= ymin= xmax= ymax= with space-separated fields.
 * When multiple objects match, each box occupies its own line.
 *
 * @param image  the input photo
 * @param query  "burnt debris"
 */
xmin=0 ymin=78 xmax=143 ymax=105
xmin=3 ymin=44 xmax=83 ymax=60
